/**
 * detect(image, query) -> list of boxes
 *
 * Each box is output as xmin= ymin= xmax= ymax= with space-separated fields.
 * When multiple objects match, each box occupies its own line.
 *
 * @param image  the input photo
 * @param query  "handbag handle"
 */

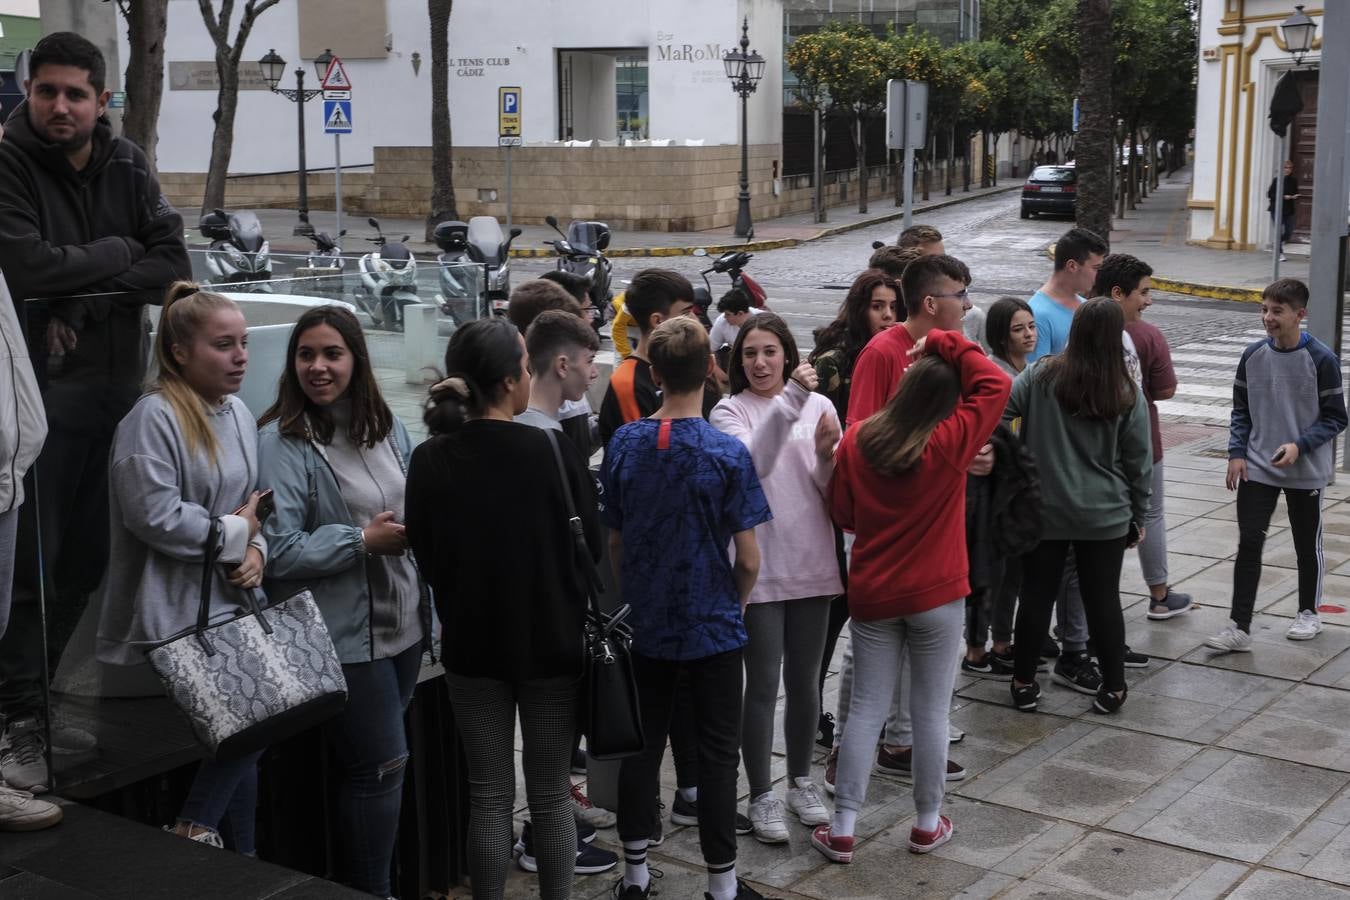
xmin=543 ymin=429 xmax=606 ymax=613
xmin=195 ymin=517 xmax=271 ymax=656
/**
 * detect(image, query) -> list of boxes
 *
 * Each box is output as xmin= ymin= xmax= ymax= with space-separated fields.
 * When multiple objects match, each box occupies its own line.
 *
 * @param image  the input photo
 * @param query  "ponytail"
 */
xmin=423 ymin=318 xmax=524 ymax=435
xmin=152 ymin=281 xmax=240 ymax=462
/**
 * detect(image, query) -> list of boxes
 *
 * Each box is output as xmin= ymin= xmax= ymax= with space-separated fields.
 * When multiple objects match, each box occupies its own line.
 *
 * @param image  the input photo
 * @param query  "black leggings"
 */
xmin=1233 ymin=480 xmax=1323 ymax=630
xmin=1013 ymin=536 xmax=1128 ymax=692
xmin=818 ymin=525 xmax=851 ymax=704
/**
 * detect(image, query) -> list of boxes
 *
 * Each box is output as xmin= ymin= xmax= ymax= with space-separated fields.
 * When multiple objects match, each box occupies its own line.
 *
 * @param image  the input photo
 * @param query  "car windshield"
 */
xmin=1031 ymin=167 xmax=1076 ymax=183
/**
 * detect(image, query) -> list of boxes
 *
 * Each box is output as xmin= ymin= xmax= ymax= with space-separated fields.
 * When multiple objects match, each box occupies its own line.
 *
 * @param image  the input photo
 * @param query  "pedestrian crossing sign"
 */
xmin=324 ymin=99 xmax=353 ymax=134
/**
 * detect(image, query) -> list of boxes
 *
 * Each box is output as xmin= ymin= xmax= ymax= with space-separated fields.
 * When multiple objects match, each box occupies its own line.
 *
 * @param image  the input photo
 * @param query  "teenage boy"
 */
xmin=829 ymin=254 xmax=976 ymax=790
xmin=709 ymin=288 xmax=761 ymax=358
xmin=897 ymin=224 xmax=945 ymax=255
xmin=516 ymin=311 xmax=600 ymax=432
xmin=1094 ymin=255 xmax=1192 ymax=620
xmin=1027 ymin=227 xmax=1107 ymax=361
xmin=507 ymin=279 xmax=598 ymax=457
xmin=603 ymin=317 xmax=773 ymax=900
xmin=1208 ymin=279 xmax=1347 ymax=650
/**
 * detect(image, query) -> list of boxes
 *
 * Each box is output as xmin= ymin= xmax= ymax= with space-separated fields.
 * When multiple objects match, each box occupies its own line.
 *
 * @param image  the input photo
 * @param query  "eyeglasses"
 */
xmin=930 ymin=289 xmax=970 ymax=301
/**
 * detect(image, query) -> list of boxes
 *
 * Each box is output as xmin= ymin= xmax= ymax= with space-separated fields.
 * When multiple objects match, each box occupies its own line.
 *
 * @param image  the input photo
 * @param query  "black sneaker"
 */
xmin=515 ymin=821 xmax=617 ymax=874
xmin=612 ymin=868 xmax=662 ymax=899
xmin=1092 ymin=686 xmax=1128 ymax=715
xmin=650 ymin=801 xmax=664 ymax=847
xmin=1052 ymin=652 xmax=1103 ymax=695
xmin=704 ymin=879 xmax=779 ymax=900
xmin=961 ymin=653 xmax=1015 ymax=680
xmin=1122 ymin=646 xmax=1150 ymax=668
xmin=1041 ymin=636 xmax=1061 ymax=661
xmin=1011 ymin=680 xmax=1041 ymax=711
xmin=816 ymin=712 xmax=836 ymax=749
xmin=671 ymin=792 xmax=752 ymax=834
xmin=994 ymin=646 xmax=1047 ymax=675
xmin=578 ymin=819 xmax=596 ymax=844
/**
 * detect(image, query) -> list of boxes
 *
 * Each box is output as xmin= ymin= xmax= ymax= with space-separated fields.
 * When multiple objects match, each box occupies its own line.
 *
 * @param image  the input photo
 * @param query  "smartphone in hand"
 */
xmin=1272 ymin=447 xmax=1288 ymax=464
xmin=234 ymin=489 xmax=276 ymax=524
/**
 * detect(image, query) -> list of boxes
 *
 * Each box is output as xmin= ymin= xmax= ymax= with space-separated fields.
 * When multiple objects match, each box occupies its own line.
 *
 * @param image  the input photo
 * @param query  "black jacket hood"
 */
xmin=5 ymin=100 xmax=117 ymax=182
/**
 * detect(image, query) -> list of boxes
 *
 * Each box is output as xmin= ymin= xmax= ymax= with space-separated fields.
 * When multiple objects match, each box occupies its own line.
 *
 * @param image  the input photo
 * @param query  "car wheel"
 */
xmin=1020 ymin=206 xmax=1032 ymax=219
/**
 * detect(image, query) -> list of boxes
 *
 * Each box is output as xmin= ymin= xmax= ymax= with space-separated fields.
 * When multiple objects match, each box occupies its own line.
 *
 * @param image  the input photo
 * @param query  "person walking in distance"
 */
xmin=1207 ymin=279 xmax=1347 ymax=651
xmin=0 ymin=32 xmax=190 ymax=791
xmin=1267 ymin=160 xmax=1299 ymax=262
xmin=711 ymin=314 xmax=842 ymax=843
xmin=814 ymin=328 xmax=1009 ymax=863
xmin=1093 ymin=255 xmax=1192 ymax=621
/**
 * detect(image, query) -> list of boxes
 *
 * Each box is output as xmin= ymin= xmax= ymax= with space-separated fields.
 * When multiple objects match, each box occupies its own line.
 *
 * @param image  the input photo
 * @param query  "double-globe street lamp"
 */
xmin=259 ymin=48 xmax=333 ymax=237
xmin=723 ymin=19 xmax=765 ymax=238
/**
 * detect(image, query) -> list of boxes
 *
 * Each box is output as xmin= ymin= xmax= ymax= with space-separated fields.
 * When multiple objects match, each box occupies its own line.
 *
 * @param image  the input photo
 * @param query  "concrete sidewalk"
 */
xmin=1110 ymin=168 xmax=1308 ymax=303
xmin=236 ymin=182 xmax=1022 ymax=261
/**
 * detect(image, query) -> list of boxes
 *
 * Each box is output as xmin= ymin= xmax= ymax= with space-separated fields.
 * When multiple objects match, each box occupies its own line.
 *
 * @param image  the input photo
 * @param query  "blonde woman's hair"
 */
xmin=152 ymin=281 xmax=241 ymax=462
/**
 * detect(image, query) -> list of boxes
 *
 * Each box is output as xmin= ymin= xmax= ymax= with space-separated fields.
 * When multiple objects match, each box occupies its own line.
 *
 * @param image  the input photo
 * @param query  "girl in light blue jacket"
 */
xmin=257 ymin=305 xmax=427 ymax=898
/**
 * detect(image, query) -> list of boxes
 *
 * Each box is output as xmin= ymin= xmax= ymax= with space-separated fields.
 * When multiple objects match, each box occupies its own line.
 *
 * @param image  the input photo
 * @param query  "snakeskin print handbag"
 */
xmin=147 ymin=520 xmax=348 ymax=759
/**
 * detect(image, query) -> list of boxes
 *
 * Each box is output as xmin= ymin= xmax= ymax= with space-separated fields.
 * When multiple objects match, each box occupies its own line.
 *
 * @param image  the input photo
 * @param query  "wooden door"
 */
xmin=1291 ymin=70 xmax=1319 ymax=237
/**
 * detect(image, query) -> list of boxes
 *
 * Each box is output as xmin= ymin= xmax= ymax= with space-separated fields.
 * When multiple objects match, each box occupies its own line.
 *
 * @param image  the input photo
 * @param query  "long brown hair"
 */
xmin=152 ymin=281 xmax=240 ymax=463
xmin=809 ymin=269 xmax=899 ymax=373
xmin=856 ymin=355 xmax=961 ymax=475
xmin=728 ymin=313 xmax=799 ymax=395
xmin=259 ymin=305 xmax=392 ymax=447
xmin=1035 ymin=297 xmax=1136 ymax=419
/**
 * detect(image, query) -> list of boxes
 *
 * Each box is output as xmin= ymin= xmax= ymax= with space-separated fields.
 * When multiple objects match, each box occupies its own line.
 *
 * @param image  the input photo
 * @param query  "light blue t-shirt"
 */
xmin=1027 ymin=290 xmax=1084 ymax=362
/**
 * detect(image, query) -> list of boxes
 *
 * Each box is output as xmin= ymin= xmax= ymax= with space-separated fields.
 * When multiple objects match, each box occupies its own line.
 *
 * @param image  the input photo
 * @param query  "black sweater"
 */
xmin=406 ymin=419 xmax=601 ymax=681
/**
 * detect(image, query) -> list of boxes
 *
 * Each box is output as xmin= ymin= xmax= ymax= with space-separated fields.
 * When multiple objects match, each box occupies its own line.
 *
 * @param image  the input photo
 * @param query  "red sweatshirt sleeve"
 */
xmin=846 ymin=343 xmax=894 ymax=428
xmin=828 ymin=433 xmax=857 ymax=532
xmin=925 ymin=330 xmax=1013 ymax=470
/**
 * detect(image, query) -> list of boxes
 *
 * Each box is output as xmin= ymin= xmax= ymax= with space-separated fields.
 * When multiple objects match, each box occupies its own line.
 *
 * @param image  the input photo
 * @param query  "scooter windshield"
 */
xmin=229 ymin=211 xmax=265 ymax=253
xmin=467 ymin=216 xmax=506 ymax=264
xmin=565 ymin=221 xmax=600 ymax=256
xmin=381 ymin=241 xmax=412 ymax=268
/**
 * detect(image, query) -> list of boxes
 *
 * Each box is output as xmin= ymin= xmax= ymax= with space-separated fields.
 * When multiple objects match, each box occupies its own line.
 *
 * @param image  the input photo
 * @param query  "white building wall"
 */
xmin=1188 ymin=1 xmax=1322 ymax=250
xmin=143 ymin=0 xmax=782 ymax=174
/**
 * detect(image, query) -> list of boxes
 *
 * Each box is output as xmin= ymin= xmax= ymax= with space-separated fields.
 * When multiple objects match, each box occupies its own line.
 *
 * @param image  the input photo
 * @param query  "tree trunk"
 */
xmin=856 ymin=113 xmax=868 ymax=215
xmin=1074 ymin=0 xmax=1114 ymax=243
xmin=199 ymin=0 xmax=282 ymax=214
xmin=1116 ymin=131 xmax=1128 ymax=221
xmin=425 ymin=0 xmax=457 ymax=239
xmin=121 ymin=0 xmax=169 ymax=175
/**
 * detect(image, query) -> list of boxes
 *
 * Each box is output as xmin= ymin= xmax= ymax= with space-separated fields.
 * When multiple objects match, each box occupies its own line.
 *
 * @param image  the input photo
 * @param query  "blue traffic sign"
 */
xmin=324 ymin=99 xmax=353 ymax=134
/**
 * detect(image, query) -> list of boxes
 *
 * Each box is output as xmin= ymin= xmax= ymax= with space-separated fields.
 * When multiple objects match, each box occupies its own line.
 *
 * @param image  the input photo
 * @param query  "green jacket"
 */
xmin=1002 ymin=361 xmax=1152 ymax=541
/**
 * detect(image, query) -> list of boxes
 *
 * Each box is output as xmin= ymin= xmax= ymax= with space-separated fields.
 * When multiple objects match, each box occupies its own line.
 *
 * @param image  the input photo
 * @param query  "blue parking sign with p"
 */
xmin=503 ymin=92 xmax=518 ymax=114
xmin=499 ymin=86 xmax=522 ymax=137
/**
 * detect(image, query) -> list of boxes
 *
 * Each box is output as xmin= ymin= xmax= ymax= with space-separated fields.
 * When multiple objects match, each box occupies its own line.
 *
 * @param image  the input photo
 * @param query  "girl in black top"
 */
xmin=405 ymin=318 xmax=600 ymax=900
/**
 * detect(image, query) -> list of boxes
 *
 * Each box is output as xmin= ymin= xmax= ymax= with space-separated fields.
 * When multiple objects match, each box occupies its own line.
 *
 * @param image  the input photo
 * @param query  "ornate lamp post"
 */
xmin=259 ymin=48 xmax=328 ymax=236
xmin=1281 ymin=5 xmax=1316 ymax=64
xmin=1268 ymin=8 xmax=1318 ymax=277
xmin=723 ymin=19 xmax=765 ymax=238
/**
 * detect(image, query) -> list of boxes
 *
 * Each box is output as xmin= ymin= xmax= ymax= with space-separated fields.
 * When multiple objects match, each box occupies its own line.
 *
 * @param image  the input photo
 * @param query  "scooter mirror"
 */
xmin=509 ymin=227 xmax=523 ymax=238
xmin=401 ymin=235 xmax=411 ymax=242
xmin=692 ymin=248 xmax=709 ymax=257
xmin=545 ymin=215 xmax=559 ymax=228
xmin=368 ymin=217 xmax=380 ymax=229
xmin=339 ymin=229 xmax=347 ymax=236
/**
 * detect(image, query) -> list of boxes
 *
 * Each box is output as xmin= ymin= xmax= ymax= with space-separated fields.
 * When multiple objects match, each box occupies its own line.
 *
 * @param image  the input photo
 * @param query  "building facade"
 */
xmin=1189 ymin=1 xmax=1323 ymax=250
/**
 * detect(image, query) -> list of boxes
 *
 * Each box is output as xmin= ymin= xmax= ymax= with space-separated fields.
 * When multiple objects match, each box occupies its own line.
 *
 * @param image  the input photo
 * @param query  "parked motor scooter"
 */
xmin=543 ymin=215 xmax=614 ymax=317
xmin=356 ymin=217 xmax=418 ymax=331
xmin=462 ymin=216 xmax=521 ymax=318
xmin=696 ymin=249 xmax=768 ymax=311
xmin=199 ymin=208 xmax=272 ymax=290
xmin=432 ymin=220 xmax=482 ymax=326
xmin=305 ymin=229 xmax=347 ymax=271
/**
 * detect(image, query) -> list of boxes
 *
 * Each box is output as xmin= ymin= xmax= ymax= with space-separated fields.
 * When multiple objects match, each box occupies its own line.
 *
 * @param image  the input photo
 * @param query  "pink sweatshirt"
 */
xmin=710 ymin=382 xmax=844 ymax=605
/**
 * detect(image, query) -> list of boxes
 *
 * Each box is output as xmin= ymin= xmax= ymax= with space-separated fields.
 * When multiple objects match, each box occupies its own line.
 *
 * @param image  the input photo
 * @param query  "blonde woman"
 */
xmin=96 ymin=282 xmax=268 ymax=853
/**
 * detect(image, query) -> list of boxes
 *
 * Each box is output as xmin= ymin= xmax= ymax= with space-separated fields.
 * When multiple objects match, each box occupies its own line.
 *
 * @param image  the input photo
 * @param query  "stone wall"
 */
xmin=161 ymin=145 xmax=895 ymax=231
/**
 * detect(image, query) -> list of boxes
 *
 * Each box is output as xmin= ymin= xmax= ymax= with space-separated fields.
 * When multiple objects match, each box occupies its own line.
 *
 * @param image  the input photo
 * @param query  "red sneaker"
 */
xmin=811 ymin=824 xmax=854 ymax=863
xmin=908 ymin=815 xmax=953 ymax=854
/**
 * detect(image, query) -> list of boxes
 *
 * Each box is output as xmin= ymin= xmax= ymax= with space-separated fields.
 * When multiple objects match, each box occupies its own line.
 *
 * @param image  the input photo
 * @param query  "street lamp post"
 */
xmin=723 ymin=19 xmax=765 ymax=238
xmin=259 ymin=48 xmax=327 ymax=236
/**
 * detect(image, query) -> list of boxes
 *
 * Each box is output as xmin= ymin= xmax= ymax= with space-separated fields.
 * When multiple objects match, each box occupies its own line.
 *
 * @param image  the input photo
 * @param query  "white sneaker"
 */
xmin=570 ymin=783 xmax=616 ymax=827
xmin=1204 ymin=622 xmax=1253 ymax=652
xmin=1288 ymin=610 xmax=1324 ymax=641
xmin=948 ymin=724 xmax=965 ymax=744
xmin=747 ymin=793 xmax=790 ymax=843
xmin=786 ymin=777 xmax=830 ymax=826
xmin=0 ymin=782 xmax=61 ymax=831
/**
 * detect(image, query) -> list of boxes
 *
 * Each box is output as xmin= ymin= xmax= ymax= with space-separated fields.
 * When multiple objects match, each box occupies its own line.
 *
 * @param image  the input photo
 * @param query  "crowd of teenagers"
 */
xmin=0 ymin=216 xmax=1344 ymax=900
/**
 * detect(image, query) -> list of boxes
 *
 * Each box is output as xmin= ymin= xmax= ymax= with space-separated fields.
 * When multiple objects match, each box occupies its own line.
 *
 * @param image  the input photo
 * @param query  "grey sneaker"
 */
xmin=1287 ymin=610 xmax=1324 ymax=641
xmin=0 ymin=782 xmax=61 ymax=831
xmin=0 ymin=716 xmax=49 ymax=794
xmin=48 ymin=717 xmax=96 ymax=761
xmin=1204 ymin=622 xmax=1253 ymax=652
xmin=1147 ymin=591 xmax=1194 ymax=620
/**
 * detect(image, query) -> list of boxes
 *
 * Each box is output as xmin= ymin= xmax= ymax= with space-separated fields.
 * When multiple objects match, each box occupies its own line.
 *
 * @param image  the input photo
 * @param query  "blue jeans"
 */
xmin=180 ymin=750 xmax=264 ymax=855
xmin=327 ymin=642 xmax=422 ymax=896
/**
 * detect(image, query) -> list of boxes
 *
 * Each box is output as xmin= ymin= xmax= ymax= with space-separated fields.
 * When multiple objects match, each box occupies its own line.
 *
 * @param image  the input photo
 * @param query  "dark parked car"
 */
xmin=1021 ymin=165 xmax=1077 ymax=218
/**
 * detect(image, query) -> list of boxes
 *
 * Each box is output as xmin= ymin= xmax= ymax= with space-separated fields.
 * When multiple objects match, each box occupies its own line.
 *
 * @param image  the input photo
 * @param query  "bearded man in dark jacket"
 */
xmin=0 ymin=31 xmax=190 ymax=792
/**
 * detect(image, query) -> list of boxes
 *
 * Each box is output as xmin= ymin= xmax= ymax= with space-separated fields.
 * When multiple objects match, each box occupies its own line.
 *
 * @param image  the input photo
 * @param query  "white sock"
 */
xmin=831 ymin=808 xmax=857 ymax=838
xmin=623 ymin=840 xmax=650 ymax=889
xmin=916 ymin=810 xmax=939 ymax=832
xmin=707 ymin=863 xmax=737 ymax=900
xmin=678 ymin=786 xmax=697 ymax=802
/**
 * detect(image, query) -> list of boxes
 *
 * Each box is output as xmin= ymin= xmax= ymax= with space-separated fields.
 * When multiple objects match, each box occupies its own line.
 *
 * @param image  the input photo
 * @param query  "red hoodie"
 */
xmin=829 ymin=330 xmax=1011 ymax=621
